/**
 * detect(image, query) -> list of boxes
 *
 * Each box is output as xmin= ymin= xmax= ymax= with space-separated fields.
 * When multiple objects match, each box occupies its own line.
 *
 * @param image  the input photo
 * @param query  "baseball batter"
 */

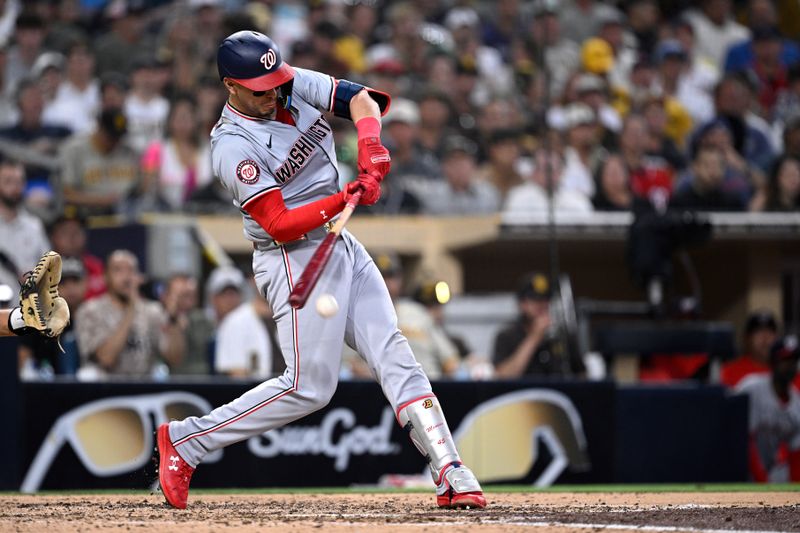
xmin=156 ymin=31 xmax=486 ymax=510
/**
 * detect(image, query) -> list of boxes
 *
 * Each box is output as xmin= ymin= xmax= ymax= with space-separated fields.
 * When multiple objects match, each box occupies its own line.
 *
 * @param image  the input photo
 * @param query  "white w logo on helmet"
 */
xmin=260 ymin=49 xmax=277 ymax=70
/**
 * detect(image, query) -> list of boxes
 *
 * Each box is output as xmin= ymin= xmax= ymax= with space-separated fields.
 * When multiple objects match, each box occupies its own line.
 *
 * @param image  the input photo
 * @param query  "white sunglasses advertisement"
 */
xmin=21 ymin=392 xmax=223 ymax=493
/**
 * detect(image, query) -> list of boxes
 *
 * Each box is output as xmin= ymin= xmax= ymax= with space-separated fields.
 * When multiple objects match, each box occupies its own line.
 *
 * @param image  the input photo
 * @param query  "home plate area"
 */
xmin=1 ymin=492 xmax=798 ymax=532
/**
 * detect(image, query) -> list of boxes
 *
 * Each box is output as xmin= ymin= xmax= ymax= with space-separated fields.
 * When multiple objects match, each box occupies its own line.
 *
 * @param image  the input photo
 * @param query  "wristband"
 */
xmin=355 ymin=117 xmax=381 ymax=141
xmin=8 ymin=307 xmax=25 ymax=334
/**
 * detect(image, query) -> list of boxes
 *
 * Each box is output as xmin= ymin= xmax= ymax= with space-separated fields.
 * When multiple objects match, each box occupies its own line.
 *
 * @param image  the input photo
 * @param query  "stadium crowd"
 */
xmin=0 ymin=0 xmax=796 ymax=380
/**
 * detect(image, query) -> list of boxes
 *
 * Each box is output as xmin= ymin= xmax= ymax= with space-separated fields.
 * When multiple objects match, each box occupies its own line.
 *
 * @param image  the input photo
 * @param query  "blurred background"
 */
xmin=0 ymin=0 xmax=799 ymax=492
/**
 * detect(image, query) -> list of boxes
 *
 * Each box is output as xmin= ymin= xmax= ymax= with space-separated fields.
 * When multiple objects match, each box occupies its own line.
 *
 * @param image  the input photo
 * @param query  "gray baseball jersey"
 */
xmin=736 ymin=374 xmax=800 ymax=481
xmin=167 ymin=68 xmax=435 ymax=466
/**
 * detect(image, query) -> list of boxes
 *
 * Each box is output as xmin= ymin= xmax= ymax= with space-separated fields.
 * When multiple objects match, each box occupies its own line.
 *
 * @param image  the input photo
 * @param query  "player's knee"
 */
xmin=296 ymin=384 xmax=336 ymax=412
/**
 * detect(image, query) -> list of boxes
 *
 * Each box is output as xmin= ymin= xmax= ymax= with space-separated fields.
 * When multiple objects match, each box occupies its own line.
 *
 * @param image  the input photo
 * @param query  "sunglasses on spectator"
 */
xmin=21 ymin=392 xmax=223 ymax=493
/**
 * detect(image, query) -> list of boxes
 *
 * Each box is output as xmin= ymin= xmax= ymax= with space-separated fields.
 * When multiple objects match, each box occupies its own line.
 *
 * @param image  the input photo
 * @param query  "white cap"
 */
xmin=205 ymin=266 xmax=245 ymax=297
xmin=563 ymin=103 xmax=596 ymax=129
xmin=384 ymin=98 xmax=420 ymax=126
xmin=444 ymin=7 xmax=479 ymax=30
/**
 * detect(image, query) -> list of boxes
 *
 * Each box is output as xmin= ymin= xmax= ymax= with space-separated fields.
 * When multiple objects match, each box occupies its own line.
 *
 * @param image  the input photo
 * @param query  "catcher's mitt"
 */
xmin=19 ymin=251 xmax=70 ymax=338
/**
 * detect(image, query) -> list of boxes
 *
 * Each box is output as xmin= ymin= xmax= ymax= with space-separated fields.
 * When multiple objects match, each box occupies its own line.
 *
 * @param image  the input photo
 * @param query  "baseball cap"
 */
xmin=373 ymin=252 xmax=401 ymax=277
xmin=414 ymin=280 xmax=451 ymax=306
xmin=444 ymin=7 xmax=479 ymax=30
xmin=442 ymin=136 xmax=478 ymax=158
xmin=61 ymin=257 xmax=86 ymax=280
xmin=206 ymin=266 xmax=245 ymax=296
xmin=516 ymin=272 xmax=551 ymax=301
xmin=384 ymin=98 xmax=420 ymax=126
xmin=563 ymin=103 xmax=596 ymax=129
xmin=745 ymin=310 xmax=778 ymax=335
xmin=769 ymin=335 xmax=799 ymax=363
xmin=597 ymin=8 xmax=626 ymax=27
xmin=98 ymin=108 xmax=128 ymax=139
xmin=752 ymin=25 xmax=782 ymax=42
xmin=581 ymin=38 xmax=615 ymax=75
xmin=531 ymin=0 xmax=559 ymax=18
xmin=655 ymin=39 xmax=687 ymax=63
xmin=574 ymin=73 xmax=607 ymax=94
xmin=31 ymin=52 xmax=65 ymax=78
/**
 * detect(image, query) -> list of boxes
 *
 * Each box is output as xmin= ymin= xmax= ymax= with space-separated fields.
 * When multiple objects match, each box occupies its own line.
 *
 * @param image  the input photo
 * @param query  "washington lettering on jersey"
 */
xmin=274 ymin=117 xmax=333 ymax=183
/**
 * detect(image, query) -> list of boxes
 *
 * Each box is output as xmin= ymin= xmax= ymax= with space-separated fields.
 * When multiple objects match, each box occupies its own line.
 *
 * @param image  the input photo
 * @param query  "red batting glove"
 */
xmin=357 ymin=137 xmax=391 ymax=180
xmin=351 ymin=172 xmax=381 ymax=206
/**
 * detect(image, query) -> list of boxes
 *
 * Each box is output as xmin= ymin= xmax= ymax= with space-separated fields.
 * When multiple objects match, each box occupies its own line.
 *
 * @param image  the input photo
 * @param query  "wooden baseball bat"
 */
xmin=288 ymin=190 xmax=362 ymax=309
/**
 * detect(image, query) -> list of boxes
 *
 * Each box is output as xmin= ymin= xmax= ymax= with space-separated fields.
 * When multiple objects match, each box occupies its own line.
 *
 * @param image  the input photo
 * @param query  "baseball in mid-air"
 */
xmin=316 ymin=293 xmax=339 ymax=318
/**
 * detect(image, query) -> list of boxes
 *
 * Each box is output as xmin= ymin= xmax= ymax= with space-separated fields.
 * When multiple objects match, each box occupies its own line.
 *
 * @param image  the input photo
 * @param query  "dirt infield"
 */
xmin=1 ymin=492 xmax=798 ymax=532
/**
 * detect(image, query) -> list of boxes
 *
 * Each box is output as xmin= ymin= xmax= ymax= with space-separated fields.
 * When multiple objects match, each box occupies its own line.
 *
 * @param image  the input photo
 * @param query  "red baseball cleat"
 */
xmin=157 ymin=423 xmax=195 ymax=509
xmin=435 ymin=462 xmax=487 ymax=509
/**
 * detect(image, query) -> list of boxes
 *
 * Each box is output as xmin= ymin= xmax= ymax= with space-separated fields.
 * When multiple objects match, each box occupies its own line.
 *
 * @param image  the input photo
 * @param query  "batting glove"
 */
xmin=350 ymin=172 xmax=382 ymax=206
xmin=357 ymin=137 xmax=391 ymax=180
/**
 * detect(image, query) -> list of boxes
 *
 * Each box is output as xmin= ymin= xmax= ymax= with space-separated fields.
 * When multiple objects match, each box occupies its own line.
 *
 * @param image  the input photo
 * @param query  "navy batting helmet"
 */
xmin=217 ymin=31 xmax=295 ymax=107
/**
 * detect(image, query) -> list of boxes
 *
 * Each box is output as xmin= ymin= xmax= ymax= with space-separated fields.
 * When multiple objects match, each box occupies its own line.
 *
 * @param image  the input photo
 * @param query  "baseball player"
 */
xmin=156 ymin=31 xmax=486 ymax=510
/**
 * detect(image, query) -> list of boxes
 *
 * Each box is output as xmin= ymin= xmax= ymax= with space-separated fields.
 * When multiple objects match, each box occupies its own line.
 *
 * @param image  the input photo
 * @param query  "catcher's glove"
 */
xmin=19 ymin=251 xmax=70 ymax=338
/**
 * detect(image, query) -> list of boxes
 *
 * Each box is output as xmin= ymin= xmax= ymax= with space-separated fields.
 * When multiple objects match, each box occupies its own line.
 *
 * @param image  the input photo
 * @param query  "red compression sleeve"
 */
xmin=356 ymin=117 xmax=381 ymax=140
xmin=244 ymin=189 xmax=346 ymax=243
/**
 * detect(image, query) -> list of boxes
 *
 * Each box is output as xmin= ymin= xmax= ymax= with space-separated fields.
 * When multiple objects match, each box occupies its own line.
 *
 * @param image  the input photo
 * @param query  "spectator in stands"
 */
xmin=560 ymin=103 xmax=606 ymax=199
xmin=59 ymin=108 xmax=139 ymax=217
xmin=32 ymin=52 xmax=64 ymax=107
xmin=477 ymin=129 xmax=529 ymax=203
xmin=44 ymin=0 xmax=86 ymax=55
xmin=504 ymin=148 xmax=594 ymax=215
xmin=381 ymin=98 xmax=440 ymax=182
xmin=641 ymin=96 xmax=689 ymax=171
xmin=375 ymin=252 xmax=460 ymax=380
xmin=618 ymin=114 xmax=674 ymax=212
xmin=595 ymin=10 xmax=637 ymax=95
xmin=524 ymin=0 xmax=580 ymax=98
xmin=75 ymin=249 xmax=185 ymax=377
xmin=684 ymin=0 xmax=749 ymax=68
xmin=721 ymin=309 xmax=779 ymax=388
xmin=0 ymin=78 xmax=72 ymax=206
xmin=416 ymin=136 xmax=500 ymax=216
xmin=592 ymin=154 xmax=633 ymax=211
xmin=669 ymin=16 xmax=720 ymax=96
xmin=42 ymin=40 xmax=100 ymax=135
xmin=626 ymin=0 xmax=661 ymax=57
xmin=124 ymin=57 xmax=170 ymax=153
xmin=161 ymin=272 xmax=213 ymax=376
xmin=413 ymin=280 xmax=467 ymax=359
xmin=559 ymin=0 xmax=621 ymax=45
xmin=762 ymin=155 xmax=800 ymax=211
xmin=99 ymin=72 xmax=128 ymax=112
xmin=724 ymin=0 xmax=799 ymax=75
xmin=654 ymin=39 xmax=714 ymax=127
xmin=684 ymin=118 xmax=759 ymax=207
xmin=18 ymin=256 xmax=85 ymax=377
xmin=140 ymin=94 xmax=212 ymax=211
xmin=670 ymin=145 xmax=746 ymax=211
xmin=417 ymin=89 xmax=457 ymax=160
xmin=214 ymin=278 xmax=282 ymax=379
xmin=444 ymin=7 xmax=513 ymax=98
xmin=739 ymin=27 xmax=796 ymax=120
xmin=4 ymin=11 xmax=47 ymax=91
xmin=0 ymin=158 xmax=49 ymax=297
xmin=493 ymin=272 xmax=585 ymax=378
xmin=47 ymin=212 xmax=105 ymax=299
xmin=704 ymin=74 xmax=776 ymax=172
xmin=205 ymin=264 xmax=244 ymax=327
xmin=93 ymin=0 xmax=152 ymax=77
xmin=736 ymin=335 xmax=800 ymax=482
xmin=572 ymin=73 xmax=622 ymax=135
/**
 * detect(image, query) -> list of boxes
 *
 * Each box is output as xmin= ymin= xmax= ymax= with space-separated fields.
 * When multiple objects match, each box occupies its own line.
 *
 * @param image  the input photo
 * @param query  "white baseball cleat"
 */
xmin=435 ymin=462 xmax=487 ymax=509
